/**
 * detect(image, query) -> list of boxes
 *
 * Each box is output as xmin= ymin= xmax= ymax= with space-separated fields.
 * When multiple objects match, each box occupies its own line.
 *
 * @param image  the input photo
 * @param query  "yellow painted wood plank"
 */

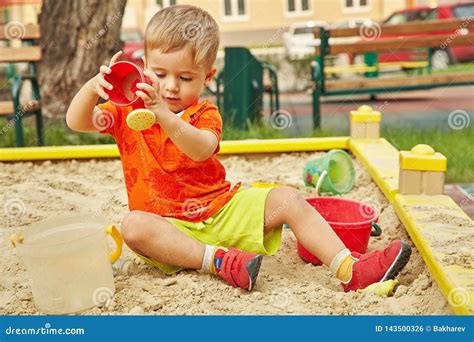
xmin=393 ymin=194 xmax=474 ymax=315
xmin=219 ymin=137 xmax=350 ymax=154
xmin=350 ymin=136 xmax=473 ymax=315
xmin=349 ymin=138 xmax=400 ymax=202
xmin=0 ymin=145 xmax=119 ymax=161
xmin=0 ymin=137 xmax=351 ymax=161
xmin=324 ymin=61 xmax=428 ymax=75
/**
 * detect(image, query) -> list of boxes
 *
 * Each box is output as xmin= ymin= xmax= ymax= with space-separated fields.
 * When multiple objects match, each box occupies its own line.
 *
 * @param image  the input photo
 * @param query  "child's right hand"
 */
xmin=90 ymin=51 xmax=122 ymax=100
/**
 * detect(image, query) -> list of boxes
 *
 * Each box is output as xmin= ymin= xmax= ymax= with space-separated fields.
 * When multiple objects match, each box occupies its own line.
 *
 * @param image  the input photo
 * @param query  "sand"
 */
xmin=0 ymin=152 xmax=451 ymax=315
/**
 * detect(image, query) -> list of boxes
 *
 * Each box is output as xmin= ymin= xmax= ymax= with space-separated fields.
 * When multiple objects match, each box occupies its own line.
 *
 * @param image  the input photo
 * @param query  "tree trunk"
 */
xmin=38 ymin=0 xmax=127 ymax=117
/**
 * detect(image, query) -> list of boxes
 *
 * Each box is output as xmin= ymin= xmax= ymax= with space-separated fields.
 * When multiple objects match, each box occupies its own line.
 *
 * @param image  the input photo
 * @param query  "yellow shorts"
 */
xmin=135 ymin=186 xmax=283 ymax=275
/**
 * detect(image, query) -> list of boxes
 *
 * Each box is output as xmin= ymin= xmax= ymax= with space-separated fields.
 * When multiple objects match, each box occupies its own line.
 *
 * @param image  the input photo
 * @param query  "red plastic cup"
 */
xmin=104 ymin=61 xmax=150 ymax=108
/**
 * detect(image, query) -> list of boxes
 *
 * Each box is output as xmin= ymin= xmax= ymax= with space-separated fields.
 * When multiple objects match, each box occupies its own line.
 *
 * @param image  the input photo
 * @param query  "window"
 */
xmin=407 ymin=9 xmax=437 ymax=21
xmin=222 ymin=0 xmax=248 ymax=21
xmin=294 ymin=26 xmax=315 ymax=35
xmin=384 ymin=13 xmax=407 ymax=25
xmin=285 ymin=0 xmax=311 ymax=17
xmin=342 ymin=0 xmax=371 ymax=13
xmin=453 ymin=4 xmax=474 ymax=18
xmin=156 ymin=0 xmax=176 ymax=8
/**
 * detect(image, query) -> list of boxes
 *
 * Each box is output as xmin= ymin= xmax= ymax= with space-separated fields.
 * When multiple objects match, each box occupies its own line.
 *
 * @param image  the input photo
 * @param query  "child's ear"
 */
xmin=204 ymin=67 xmax=217 ymax=87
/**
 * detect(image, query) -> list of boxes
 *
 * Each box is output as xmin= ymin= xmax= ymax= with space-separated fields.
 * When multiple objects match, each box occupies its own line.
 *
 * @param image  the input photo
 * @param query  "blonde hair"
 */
xmin=145 ymin=5 xmax=220 ymax=71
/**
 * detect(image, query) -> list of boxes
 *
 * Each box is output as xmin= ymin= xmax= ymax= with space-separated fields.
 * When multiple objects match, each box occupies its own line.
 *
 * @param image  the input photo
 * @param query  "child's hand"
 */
xmin=135 ymin=69 xmax=169 ymax=119
xmin=89 ymin=51 xmax=122 ymax=100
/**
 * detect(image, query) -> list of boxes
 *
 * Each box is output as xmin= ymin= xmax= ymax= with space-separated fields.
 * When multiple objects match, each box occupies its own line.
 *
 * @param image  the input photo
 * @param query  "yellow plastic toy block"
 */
xmin=350 ymin=105 xmax=381 ymax=139
xmin=399 ymin=144 xmax=446 ymax=195
xmin=350 ymin=105 xmax=381 ymax=123
xmin=399 ymin=144 xmax=447 ymax=172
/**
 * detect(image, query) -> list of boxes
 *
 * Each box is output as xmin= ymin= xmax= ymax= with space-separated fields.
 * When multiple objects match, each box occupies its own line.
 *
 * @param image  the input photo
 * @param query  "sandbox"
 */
xmin=0 ymin=148 xmax=457 ymax=315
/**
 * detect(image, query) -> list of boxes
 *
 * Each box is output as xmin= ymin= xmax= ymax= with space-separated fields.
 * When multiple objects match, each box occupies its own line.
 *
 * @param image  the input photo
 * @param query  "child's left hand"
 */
xmin=135 ymin=69 xmax=168 ymax=120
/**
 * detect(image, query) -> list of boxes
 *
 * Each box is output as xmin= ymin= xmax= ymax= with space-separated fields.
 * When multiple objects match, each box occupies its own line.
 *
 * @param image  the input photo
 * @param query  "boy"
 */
xmin=66 ymin=5 xmax=411 ymax=292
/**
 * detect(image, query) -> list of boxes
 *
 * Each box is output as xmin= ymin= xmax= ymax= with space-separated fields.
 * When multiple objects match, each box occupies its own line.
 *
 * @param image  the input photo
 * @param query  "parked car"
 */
xmin=121 ymin=28 xmax=144 ymax=67
xmin=379 ymin=2 xmax=474 ymax=69
xmin=283 ymin=21 xmax=328 ymax=59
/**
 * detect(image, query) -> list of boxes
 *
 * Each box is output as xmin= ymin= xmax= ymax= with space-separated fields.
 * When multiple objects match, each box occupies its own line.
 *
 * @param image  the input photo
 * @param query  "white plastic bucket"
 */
xmin=10 ymin=214 xmax=123 ymax=314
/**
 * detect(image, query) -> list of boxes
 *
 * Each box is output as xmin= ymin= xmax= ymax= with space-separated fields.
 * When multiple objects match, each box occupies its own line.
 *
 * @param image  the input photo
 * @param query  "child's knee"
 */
xmin=121 ymin=210 xmax=163 ymax=247
xmin=271 ymin=186 xmax=304 ymax=204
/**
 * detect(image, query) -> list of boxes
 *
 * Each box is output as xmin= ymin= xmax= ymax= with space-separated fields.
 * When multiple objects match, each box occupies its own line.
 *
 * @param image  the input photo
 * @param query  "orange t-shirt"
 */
xmin=97 ymin=99 xmax=240 ymax=222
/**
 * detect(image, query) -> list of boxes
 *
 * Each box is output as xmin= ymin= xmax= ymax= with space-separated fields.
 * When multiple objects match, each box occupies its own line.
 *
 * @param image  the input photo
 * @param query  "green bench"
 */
xmin=0 ymin=23 xmax=44 ymax=146
xmin=311 ymin=18 xmax=474 ymax=129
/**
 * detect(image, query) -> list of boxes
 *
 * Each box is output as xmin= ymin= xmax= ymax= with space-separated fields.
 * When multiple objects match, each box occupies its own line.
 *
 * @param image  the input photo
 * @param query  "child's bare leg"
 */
xmin=263 ymin=186 xmax=345 ymax=266
xmin=121 ymin=210 xmax=204 ymax=269
xmin=121 ymin=210 xmax=264 ymax=291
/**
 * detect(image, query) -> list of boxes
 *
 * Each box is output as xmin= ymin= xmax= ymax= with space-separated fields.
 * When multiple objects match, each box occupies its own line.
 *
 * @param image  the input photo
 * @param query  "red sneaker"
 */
xmin=342 ymin=240 xmax=412 ymax=292
xmin=215 ymin=248 xmax=263 ymax=291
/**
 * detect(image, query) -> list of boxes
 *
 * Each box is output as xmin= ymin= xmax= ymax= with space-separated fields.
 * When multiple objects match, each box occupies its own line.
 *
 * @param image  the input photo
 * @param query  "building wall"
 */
xmin=0 ymin=3 xmax=40 ymax=24
xmin=124 ymin=0 xmax=411 ymax=46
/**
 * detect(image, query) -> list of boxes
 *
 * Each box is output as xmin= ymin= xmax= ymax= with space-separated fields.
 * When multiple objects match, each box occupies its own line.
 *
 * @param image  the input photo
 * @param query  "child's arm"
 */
xmin=158 ymin=111 xmax=218 ymax=162
xmin=66 ymin=51 xmax=122 ymax=132
xmin=136 ymin=70 xmax=218 ymax=162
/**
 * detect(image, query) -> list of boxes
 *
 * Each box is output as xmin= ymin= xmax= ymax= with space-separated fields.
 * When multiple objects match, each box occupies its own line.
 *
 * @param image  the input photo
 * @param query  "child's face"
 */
xmin=144 ymin=47 xmax=216 ymax=113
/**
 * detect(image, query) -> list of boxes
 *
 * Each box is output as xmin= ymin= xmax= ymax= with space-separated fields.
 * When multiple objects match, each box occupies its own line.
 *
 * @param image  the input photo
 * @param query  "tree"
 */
xmin=39 ymin=0 xmax=127 ymax=117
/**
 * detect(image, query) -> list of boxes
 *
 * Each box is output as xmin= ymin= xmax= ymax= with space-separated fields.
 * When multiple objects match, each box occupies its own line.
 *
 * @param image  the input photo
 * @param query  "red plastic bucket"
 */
xmin=104 ymin=61 xmax=148 ymax=107
xmin=297 ymin=197 xmax=382 ymax=266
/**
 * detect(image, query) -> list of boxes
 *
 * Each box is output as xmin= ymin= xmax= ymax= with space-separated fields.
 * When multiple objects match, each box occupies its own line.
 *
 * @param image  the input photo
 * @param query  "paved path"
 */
xmin=262 ymin=85 xmax=474 ymax=135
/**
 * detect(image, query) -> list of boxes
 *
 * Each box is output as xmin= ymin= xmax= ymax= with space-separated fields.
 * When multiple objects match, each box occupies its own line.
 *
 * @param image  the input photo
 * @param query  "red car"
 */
xmin=379 ymin=2 xmax=474 ymax=69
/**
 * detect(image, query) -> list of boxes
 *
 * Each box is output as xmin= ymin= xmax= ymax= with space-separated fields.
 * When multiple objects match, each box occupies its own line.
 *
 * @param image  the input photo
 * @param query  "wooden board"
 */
xmin=393 ymin=194 xmax=474 ymax=315
xmin=349 ymin=138 xmax=400 ymax=202
xmin=325 ymin=72 xmax=474 ymax=91
xmin=0 ymin=46 xmax=41 ymax=63
xmin=315 ymin=33 xmax=474 ymax=55
xmin=0 ymin=100 xmax=41 ymax=116
xmin=0 ymin=101 xmax=14 ymax=116
xmin=0 ymin=23 xmax=40 ymax=40
xmin=0 ymin=137 xmax=351 ymax=161
xmin=314 ymin=18 xmax=474 ymax=38
xmin=324 ymin=61 xmax=428 ymax=74
xmin=350 ymin=137 xmax=474 ymax=315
